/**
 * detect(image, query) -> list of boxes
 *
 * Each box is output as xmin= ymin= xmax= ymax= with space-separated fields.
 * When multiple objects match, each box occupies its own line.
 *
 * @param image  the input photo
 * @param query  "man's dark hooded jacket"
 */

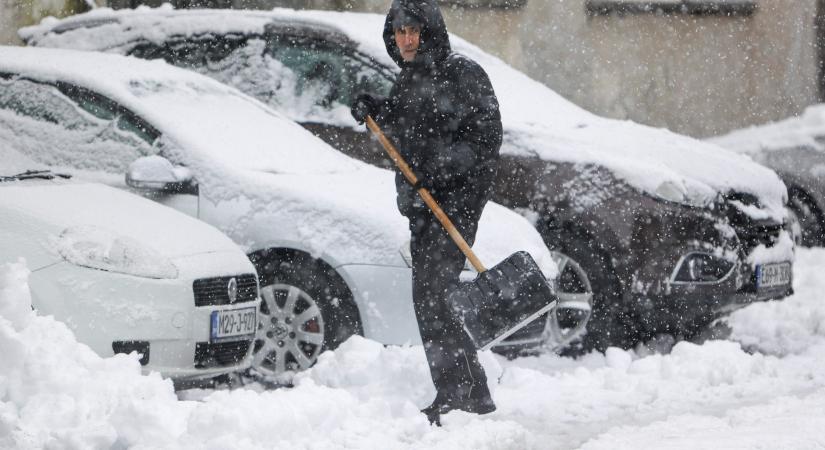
xmin=373 ymin=0 xmax=503 ymax=221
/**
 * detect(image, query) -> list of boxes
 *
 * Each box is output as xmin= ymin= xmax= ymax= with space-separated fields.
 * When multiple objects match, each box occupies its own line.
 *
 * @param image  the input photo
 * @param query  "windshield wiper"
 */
xmin=0 ymin=170 xmax=73 ymax=182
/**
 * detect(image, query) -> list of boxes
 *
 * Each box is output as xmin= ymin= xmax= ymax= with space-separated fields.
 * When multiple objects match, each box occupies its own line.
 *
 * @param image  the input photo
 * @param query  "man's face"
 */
xmin=394 ymin=25 xmax=421 ymax=62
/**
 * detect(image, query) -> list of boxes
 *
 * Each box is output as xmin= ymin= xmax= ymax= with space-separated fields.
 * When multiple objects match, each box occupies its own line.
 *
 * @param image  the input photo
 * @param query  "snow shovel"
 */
xmin=365 ymin=116 xmax=558 ymax=351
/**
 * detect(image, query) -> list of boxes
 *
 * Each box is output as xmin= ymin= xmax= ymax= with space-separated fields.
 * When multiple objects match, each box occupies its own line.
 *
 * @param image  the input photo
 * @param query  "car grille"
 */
xmin=723 ymin=191 xmax=783 ymax=252
xmin=737 ymin=223 xmax=783 ymax=250
xmin=193 ymin=274 xmax=258 ymax=307
xmin=194 ymin=340 xmax=251 ymax=369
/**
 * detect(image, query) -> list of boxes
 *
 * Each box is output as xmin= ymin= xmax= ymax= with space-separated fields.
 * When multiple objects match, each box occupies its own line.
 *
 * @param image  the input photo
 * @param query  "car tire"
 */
xmin=248 ymin=250 xmax=362 ymax=378
xmin=788 ymin=188 xmax=824 ymax=247
xmin=555 ymin=228 xmax=638 ymax=353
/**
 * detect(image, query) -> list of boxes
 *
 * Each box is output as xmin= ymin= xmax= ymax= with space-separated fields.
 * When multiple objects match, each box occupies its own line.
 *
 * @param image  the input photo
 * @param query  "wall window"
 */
xmin=438 ymin=0 xmax=527 ymax=9
xmin=585 ymin=0 xmax=757 ymax=17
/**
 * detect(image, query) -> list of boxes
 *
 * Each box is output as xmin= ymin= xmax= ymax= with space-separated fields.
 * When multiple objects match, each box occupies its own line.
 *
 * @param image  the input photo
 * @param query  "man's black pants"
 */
xmin=409 ymin=208 xmax=490 ymax=402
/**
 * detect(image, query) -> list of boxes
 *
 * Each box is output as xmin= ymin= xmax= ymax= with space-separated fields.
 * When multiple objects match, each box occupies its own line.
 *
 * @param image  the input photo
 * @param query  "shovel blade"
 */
xmin=447 ymin=251 xmax=558 ymax=351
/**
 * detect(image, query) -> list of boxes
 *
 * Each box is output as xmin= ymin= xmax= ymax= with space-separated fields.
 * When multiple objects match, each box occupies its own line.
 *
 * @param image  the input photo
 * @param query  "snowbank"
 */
xmin=0 ymin=261 xmax=186 ymax=449
xmin=4 ymin=249 xmax=825 ymax=448
xmin=727 ymin=248 xmax=825 ymax=356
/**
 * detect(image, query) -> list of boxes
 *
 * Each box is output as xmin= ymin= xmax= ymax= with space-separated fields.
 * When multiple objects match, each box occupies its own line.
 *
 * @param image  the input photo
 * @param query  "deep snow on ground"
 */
xmin=3 ymin=250 xmax=825 ymax=449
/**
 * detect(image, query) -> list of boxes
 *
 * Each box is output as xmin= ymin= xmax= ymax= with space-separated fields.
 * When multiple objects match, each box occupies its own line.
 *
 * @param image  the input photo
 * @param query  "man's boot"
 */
xmin=421 ymin=385 xmax=496 ymax=426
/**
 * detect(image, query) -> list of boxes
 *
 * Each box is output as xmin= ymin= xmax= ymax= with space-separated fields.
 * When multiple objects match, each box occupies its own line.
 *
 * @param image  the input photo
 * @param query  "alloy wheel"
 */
xmin=252 ymin=284 xmax=325 ymax=377
xmin=543 ymin=252 xmax=594 ymax=350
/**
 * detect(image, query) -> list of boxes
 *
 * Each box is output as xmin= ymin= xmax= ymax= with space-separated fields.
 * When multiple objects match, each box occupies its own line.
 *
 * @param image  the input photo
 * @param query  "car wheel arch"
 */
xmin=539 ymin=219 xmax=644 ymax=352
xmin=247 ymin=247 xmax=364 ymax=345
xmin=787 ymin=184 xmax=825 ymax=247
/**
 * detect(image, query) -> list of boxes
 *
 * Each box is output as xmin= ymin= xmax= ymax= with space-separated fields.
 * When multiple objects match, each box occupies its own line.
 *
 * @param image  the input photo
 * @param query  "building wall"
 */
xmin=1 ymin=0 xmax=95 ymax=46
xmin=7 ymin=0 xmax=817 ymax=137
xmin=511 ymin=0 xmax=820 ymax=137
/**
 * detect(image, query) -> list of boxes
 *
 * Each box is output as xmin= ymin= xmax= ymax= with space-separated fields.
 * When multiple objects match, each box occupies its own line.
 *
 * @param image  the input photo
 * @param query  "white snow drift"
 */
xmin=3 ymin=248 xmax=825 ymax=449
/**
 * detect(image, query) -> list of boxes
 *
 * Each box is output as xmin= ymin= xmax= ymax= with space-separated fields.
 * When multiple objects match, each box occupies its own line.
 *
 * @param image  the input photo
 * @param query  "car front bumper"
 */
xmin=632 ymin=261 xmax=793 ymax=336
xmin=28 ymin=261 xmax=258 ymax=381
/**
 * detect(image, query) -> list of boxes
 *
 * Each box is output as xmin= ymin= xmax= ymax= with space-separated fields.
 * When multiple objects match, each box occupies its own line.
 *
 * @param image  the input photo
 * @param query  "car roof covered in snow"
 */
xmin=20 ymin=6 xmax=788 ymax=218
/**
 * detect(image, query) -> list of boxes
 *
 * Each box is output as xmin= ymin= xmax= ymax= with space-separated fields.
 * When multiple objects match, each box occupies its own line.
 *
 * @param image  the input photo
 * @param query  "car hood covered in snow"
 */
xmin=20 ymin=6 xmax=788 ymax=219
xmin=0 ymin=46 xmax=557 ymax=276
xmin=0 ymin=177 xmax=244 ymax=269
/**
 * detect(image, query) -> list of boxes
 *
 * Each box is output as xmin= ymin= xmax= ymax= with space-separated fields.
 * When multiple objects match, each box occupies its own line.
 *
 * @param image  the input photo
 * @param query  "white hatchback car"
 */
xmin=0 ymin=46 xmax=585 ymax=377
xmin=0 ymin=155 xmax=260 ymax=382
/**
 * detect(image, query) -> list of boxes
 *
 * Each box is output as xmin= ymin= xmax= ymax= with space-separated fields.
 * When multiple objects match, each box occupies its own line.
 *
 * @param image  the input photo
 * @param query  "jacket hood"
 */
xmin=383 ymin=0 xmax=451 ymax=68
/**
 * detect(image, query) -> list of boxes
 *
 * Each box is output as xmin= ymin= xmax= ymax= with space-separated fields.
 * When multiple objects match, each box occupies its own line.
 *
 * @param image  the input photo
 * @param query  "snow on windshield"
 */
xmin=128 ymin=78 xmax=359 ymax=175
xmin=0 ymin=77 xmax=155 ymax=174
xmin=0 ymin=46 xmax=360 ymax=177
xmin=189 ymin=37 xmax=358 ymax=127
xmin=0 ymin=138 xmax=47 ymax=176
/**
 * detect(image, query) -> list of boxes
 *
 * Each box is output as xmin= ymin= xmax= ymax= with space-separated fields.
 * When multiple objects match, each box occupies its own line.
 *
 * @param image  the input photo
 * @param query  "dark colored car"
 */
xmin=710 ymin=106 xmax=825 ymax=248
xmin=22 ymin=7 xmax=796 ymax=351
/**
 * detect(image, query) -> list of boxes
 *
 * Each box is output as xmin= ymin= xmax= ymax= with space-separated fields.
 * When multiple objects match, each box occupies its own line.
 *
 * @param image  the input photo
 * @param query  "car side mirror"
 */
xmin=126 ymin=155 xmax=197 ymax=195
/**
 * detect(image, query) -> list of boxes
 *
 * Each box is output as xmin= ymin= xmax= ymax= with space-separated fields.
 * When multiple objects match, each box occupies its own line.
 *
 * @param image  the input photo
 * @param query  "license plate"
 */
xmin=757 ymin=262 xmax=791 ymax=289
xmin=210 ymin=307 xmax=257 ymax=343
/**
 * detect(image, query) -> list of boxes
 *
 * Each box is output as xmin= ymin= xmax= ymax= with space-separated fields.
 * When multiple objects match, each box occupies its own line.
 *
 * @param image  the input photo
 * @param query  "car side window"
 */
xmin=266 ymin=36 xmax=394 ymax=109
xmin=57 ymin=83 xmax=160 ymax=148
xmin=0 ymin=75 xmax=157 ymax=173
xmin=130 ymin=35 xmax=249 ymax=69
xmin=128 ymin=36 xmax=285 ymax=107
xmin=0 ymin=76 xmax=95 ymax=129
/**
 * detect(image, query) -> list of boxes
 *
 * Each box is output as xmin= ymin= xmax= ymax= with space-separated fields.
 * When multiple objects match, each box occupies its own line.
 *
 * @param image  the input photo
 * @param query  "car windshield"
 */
xmin=0 ymin=169 xmax=72 ymax=182
xmin=127 ymin=80 xmax=360 ymax=175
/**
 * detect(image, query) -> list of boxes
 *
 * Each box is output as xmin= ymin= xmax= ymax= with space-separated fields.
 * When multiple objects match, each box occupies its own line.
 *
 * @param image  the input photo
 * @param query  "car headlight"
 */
xmin=672 ymin=252 xmax=735 ymax=283
xmin=654 ymin=180 xmax=685 ymax=203
xmin=653 ymin=180 xmax=710 ymax=208
xmin=58 ymin=225 xmax=178 ymax=279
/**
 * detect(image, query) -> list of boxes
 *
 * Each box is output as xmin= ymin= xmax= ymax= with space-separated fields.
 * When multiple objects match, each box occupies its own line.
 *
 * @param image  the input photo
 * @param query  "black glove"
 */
xmin=351 ymin=93 xmax=379 ymax=124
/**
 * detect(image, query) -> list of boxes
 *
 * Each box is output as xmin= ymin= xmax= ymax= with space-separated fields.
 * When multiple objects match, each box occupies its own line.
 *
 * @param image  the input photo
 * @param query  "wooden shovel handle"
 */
xmin=366 ymin=116 xmax=487 ymax=273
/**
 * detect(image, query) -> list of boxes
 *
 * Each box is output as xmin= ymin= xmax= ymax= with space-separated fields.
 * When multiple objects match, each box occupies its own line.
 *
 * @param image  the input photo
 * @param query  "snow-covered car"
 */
xmin=20 ymin=6 xmax=796 ymax=351
xmin=0 ymin=45 xmax=581 ymax=377
xmin=708 ymin=106 xmax=825 ymax=248
xmin=0 ymin=154 xmax=260 ymax=382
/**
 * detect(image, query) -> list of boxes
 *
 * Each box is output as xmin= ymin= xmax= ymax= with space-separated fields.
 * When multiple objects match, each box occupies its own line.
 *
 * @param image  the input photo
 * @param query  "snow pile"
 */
xmin=0 ymin=260 xmax=516 ymax=448
xmin=0 ymin=261 xmax=187 ymax=449
xmin=579 ymin=391 xmax=825 ymax=450
xmin=727 ymin=248 xmax=825 ymax=356
xmin=4 ymin=250 xmax=825 ymax=448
